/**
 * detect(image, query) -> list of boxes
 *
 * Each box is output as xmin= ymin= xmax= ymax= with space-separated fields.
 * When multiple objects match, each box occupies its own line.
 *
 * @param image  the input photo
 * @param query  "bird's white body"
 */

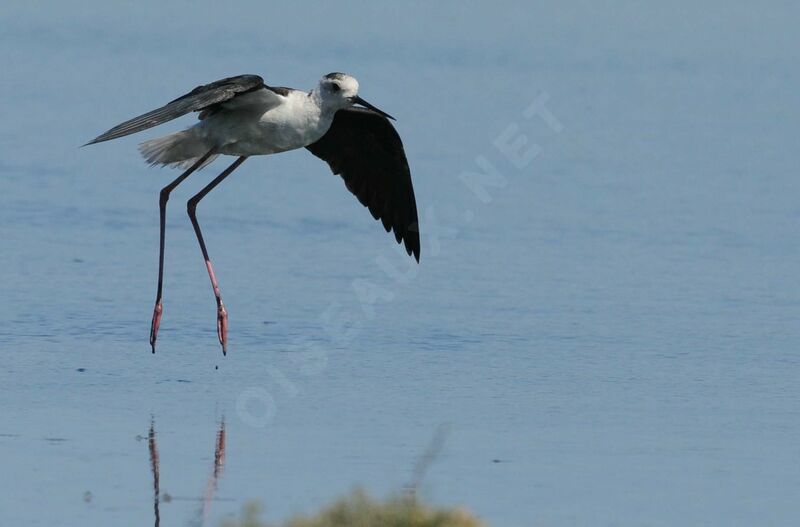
xmin=210 ymin=90 xmax=330 ymax=155
xmin=139 ymin=75 xmax=360 ymax=168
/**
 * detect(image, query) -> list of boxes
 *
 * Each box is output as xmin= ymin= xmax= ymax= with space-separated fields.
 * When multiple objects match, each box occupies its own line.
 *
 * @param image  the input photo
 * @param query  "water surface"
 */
xmin=1 ymin=2 xmax=799 ymax=526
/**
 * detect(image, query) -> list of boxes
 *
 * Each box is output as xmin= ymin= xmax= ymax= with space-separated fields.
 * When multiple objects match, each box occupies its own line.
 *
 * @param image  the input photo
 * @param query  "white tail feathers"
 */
xmin=138 ymin=129 xmax=218 ymax=169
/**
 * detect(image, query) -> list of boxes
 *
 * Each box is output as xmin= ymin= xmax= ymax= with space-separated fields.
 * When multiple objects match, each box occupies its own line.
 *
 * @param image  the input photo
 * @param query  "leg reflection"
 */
xmin=148 ymin=418 xmax=160 ymax=527
xmin=200 ymin=419 xmax=227 ymax=524
xmin=147 ymin=418 xmax=227 ymax=527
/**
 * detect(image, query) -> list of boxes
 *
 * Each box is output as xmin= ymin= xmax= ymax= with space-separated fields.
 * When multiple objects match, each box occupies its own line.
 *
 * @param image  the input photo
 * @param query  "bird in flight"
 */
xmin=86 ymin=73 xmax=420 ymax=355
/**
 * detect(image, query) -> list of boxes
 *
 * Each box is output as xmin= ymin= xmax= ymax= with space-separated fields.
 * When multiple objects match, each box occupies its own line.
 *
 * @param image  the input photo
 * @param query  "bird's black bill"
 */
xmin=351 ymin=96 xmax=395 ymax=120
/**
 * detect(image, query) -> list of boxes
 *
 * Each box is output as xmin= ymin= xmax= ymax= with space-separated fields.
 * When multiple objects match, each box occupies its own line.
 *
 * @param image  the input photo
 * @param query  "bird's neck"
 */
xmin=289 ymin=90 xmax=335 ymax=144
xmin=309 ymin=88 xmax=341 ymax=119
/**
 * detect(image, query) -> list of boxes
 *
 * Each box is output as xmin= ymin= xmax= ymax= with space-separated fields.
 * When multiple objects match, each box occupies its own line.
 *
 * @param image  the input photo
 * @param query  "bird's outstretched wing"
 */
xmin=306 ymin=107 xmax=420 ymax=261
xmin=85 ymin=74 xmax=268 ymax=145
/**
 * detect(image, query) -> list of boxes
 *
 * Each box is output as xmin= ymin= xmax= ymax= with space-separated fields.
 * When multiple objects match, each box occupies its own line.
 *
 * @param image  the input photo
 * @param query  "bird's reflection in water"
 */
xmin=148 ymin=417 xmax=227 ymax=527
xmin=199 ymin=418 xmax=227 ymax=525
xmin=148 ymin=419 xmax=160 ymax=527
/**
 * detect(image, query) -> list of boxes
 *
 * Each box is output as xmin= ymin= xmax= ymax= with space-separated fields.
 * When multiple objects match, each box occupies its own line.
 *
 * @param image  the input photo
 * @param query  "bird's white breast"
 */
xmin=201 ymin=90 xmax=334 ymax=156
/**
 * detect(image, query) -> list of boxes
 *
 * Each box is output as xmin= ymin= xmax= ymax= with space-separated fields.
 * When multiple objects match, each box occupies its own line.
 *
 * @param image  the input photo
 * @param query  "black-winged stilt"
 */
xmin=87 ymin=73 xmax=420 ymax=355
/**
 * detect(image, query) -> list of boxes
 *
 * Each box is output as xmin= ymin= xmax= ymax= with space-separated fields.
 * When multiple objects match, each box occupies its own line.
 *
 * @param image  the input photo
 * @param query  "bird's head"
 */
xmin=316 ymin=72 xmax=394 ymax=120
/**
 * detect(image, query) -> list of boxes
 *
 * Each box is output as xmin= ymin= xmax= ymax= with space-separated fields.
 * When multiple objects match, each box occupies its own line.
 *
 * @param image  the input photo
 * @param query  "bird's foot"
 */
xmin=150 ymin=300 xmax=163 ymax=354
xmin=217 ymin=302 xmax=228 ymax=356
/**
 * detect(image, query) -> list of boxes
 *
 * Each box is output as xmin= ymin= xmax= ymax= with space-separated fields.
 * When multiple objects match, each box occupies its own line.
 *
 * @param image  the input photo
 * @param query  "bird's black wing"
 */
xmin=306 ymin=107 xmax=420 ymax=261
xmin=85 ymin=74 xmax=266 ymax=145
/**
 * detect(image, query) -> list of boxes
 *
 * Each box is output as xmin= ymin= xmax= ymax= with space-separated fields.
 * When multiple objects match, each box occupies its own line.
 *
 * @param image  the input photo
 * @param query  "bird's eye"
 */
xmin=330 ymin=83 xmax=341 ymax=92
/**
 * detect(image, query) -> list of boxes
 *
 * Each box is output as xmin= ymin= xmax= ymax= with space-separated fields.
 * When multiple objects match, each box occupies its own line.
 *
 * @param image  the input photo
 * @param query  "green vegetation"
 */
xmin=222 ymin=489 xmax=486 ymax=527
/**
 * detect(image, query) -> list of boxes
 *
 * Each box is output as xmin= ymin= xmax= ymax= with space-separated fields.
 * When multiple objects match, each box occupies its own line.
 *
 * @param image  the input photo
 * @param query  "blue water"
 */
xmin=2 ymin=2 xmax=800 ymax=526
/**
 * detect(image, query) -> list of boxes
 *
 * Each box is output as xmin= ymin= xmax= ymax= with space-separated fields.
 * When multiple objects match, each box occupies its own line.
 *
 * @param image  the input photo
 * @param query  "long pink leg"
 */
xmin=150 ymin=151 xmax=215 ymax=353
xmin=187 ymin=156 xmax=248 ymax=355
